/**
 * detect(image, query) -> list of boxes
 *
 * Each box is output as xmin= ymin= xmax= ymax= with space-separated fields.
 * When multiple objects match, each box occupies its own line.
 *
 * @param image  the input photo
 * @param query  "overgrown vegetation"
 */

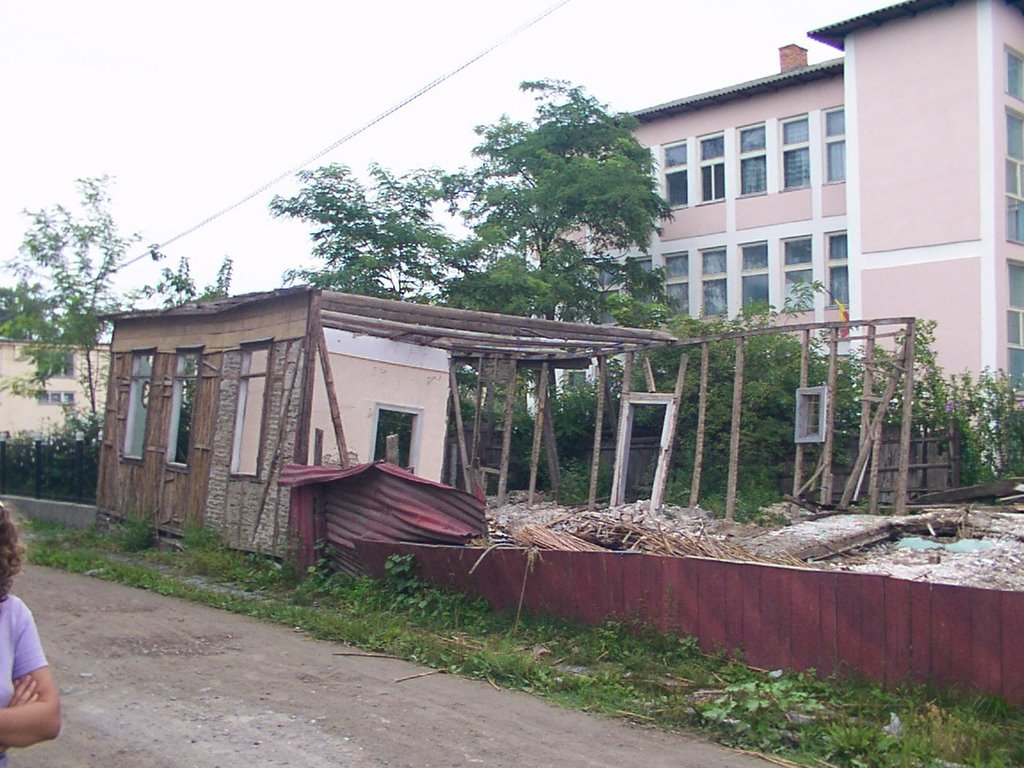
xmin=26 ymin=521 xmax=1024 ymax=767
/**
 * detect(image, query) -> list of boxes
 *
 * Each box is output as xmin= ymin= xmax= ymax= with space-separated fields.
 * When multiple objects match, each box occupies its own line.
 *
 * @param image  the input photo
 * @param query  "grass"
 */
xmin=24 ymin=520 xmax=1024 ymax=768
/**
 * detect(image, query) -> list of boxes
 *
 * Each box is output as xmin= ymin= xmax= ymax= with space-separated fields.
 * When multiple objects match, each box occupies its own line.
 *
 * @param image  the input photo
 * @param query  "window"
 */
xmin=167 ymin=351 xmax=199 ymax=466
xmin=782 ymin=116 xmax=810 ymax=189
xmin=663 ymin=143 xmax=688 ymax=206
xmin=664 ymin=252 xmax=689 ymax=315
xmin=700 ymin=134 xmax=726 ymax=202
xmin=373 ymin=407 xmax=419 ymax=471
xmin=783 ymin=237 xmax=813 ymax=300
xmin=1010 ymin=50 xmax=1024 ymax=100
xmin=1008 ymin=112 xmax=1024 ymax=242
xmin=36 ymin=392 xmax=74 ymax=405
xmin=231 ymin=346 xmax=269 ymax=476
xmin=123 ymin=352 xmax=153 ymax=459
xmin=739 ymin=124 xmax=767 ymax=195
xmin=740 ymin=242 xmax=769 ymax=308
xmin=38 ymin=351 xmax=74 ymax=379
xmin=701 ymin=248 xmax=727 ymax=316
xmin=827 ymin=233 xmax=849 ymax=307
xmin=1009 ymin=263 xmax=1024 ymax=382
xmin=825 ymin=108 xmax=846 ymax=183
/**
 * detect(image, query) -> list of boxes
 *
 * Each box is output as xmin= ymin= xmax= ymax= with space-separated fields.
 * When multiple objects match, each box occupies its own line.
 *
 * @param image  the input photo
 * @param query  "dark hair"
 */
xmin=0 ymin=503 xmax=24 ymax=602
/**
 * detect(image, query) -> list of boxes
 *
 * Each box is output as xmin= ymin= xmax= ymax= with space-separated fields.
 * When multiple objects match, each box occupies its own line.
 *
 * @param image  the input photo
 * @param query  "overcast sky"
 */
xmin=1 ymin=0 xmax=885 ymax=299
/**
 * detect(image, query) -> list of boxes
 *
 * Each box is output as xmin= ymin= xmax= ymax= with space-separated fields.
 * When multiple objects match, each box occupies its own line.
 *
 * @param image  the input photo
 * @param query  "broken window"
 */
xmin=123 ymin=352 xmax=154 ymax=459
xmin=167 ymin=351 xmax=200 ymax=466
xmin=795 ymin=386 xmax=828 ymax=444
xmin=231 ymin=346 xmax=269 ymax=476
xmin=373 ymin=406 xmax=418 ymax=471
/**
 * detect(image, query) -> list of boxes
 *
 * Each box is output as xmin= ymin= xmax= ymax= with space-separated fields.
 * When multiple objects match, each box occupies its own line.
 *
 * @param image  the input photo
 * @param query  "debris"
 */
xmin=882 ymin=712 xmax=903 ymax=738
xmin=393 ymin=669 xmax=445 ymax=684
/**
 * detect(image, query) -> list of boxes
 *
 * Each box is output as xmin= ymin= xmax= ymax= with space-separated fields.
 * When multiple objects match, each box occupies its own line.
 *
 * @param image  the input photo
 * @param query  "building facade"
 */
xmin=632 ymin=0 xmax=1024 ymax=377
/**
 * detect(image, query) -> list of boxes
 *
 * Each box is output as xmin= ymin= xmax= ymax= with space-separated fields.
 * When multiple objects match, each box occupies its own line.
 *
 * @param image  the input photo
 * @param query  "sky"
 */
xmin=0 ymin=0 xmax=888 ymax=301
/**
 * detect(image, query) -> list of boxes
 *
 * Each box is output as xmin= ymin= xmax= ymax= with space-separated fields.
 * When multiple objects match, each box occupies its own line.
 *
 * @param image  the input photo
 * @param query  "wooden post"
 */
xmin=588 ymin=357 xmax=607 ymax=511
xmin=819 ymin=328 xmax=839 ymax=504
xmin=609 ymin=352 xmax=635 ymax=507
xmin=643 ymin=356 xmax=657 ymax=392
xmin=448 ymin=361 xmax=473 ymax=492
xmin=725 ymin=337 xmax=745 ymax=521
xmin=650 ymin=351 xmax=688 ymax=513
xmin=385 ymin=434 xmax=400 ymax=465
xmin=689 ymin=342 xmax=710 ymax=510
xmin=855 ymin=325 xmax=876 ymax=506
xmin=470 ymin=356 xmax=484 ymax=468
xmin=792 ymin=329 xmax=810 ymax=497
xmin=541 ymin=379 xmax=562 ymax=495
xmin=317 ymin=328 xmax=350 ymax=468
xmin=893 ymin=321 xmax=916 ymax=515
xmin=496 ymin=360 xmax=518 ymax=506
xmin=313 ymin=428 xmax=324 ymax=466
xmin=527 ymin=363 xmax=549 ymax=508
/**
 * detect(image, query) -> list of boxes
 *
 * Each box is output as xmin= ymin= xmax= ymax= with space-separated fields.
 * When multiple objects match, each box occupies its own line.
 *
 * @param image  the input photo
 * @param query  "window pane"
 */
xmin=701 ymin=135 xmax=724 ymax=160
xmin=713 ymin=162 xmax=726 ymax=199
xmin=1009 ymin=159 xmax=1020 ymax=195
xmin=1009 ymin=113 xmax=1024 ymax=161
xmin=235 ymin=376 xmax=265 ymax=475
xmin=664 ymin=143 xmax=687 ymax=168
xmin=1009 ymin=310 xmax=1021 ymax=345
xmin=785 ymin=269 xmax=813 ymax=297
xmin=702 ymin=165 xmax=714 ymax=201
xmin=784 ymin=147 xmax=810 ymax=188
xmin=1010 ymin=199 xmax=1024 ymax=243
xmin=703 ymin=278 xmax=727 ymax=316
xmin=828 ymin=233 xmax=848 ymax=261
xmin=784 ymin=239 xmax=812 ymax=265
xmin=829 ymin=266 xmax=849 ymax=306
xmin=742 ymin=274 xmax=769 ymax=307
xmin=667 ymin=170 xmax=688 ymax=206
xmin=741 ymin=243 xmax=768 ymax=271
xmin=703 ymin=249 xmax=727 ymax=274
xmin=664 ymin=253 xmax=688 ymax=279
xmin=1010 ymin=263 xmax=1024 ymax=307
xmin=740 ymin=125 xmax=765 ymax=152
xmin=783 ymin=118 xmax=809 ymax=144
xmin=826 ymin=109 xmax=845 ymax=136
xmin=666 ymin=281 xmax=689 ymax=314
xmin=827 ymin=141 xmax=846 ymax=182
xmin=1011 ymin=348 xmax=1024 ymax=384
xmin=741 ymin=156 xmax=766 ymax=194
xmin=1010 ymin=53 xmax=1024 ymax=100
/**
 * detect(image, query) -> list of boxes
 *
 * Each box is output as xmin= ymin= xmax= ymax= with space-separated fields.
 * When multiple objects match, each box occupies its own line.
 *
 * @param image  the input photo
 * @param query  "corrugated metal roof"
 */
xmin=283 ymin=461 xmax=486 ymax=576
xmin=633 ymin=60 xmax=844 ymax=123
xmin=809 ymin=0 xmax=1024 ymax=50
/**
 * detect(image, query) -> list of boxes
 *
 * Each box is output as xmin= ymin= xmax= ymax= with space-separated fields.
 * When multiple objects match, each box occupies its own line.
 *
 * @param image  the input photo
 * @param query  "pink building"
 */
xmin=632 ymin=0 xmax=1024 ymax=377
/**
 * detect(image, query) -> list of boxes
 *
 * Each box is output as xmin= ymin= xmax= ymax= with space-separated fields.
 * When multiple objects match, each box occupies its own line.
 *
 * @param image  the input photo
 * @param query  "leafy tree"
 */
xmin=270 ymin=163 xmax=457 ymax=302
xmin=142 ymin=254 xmax=234 ymax=308
xmin=444 ymin=80 xmax=672 ymax=323
xmin=4 ymin=177 xmax=142 ymax=415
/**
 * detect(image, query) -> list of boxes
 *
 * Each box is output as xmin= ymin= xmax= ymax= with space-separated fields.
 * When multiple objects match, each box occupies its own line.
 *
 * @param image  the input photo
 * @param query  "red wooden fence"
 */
xmin=353 ymin=540 xmax=1024 ymax=705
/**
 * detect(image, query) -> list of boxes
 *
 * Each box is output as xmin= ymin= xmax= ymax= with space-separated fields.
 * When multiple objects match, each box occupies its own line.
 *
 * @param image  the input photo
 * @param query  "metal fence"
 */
xmin=0 ymin=434 xmax=98 ymax=504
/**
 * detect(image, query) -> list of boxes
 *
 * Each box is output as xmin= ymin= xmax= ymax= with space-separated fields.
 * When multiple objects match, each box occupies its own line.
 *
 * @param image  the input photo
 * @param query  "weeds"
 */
xmin=24 ymin=520 xmax=1024 ymax=768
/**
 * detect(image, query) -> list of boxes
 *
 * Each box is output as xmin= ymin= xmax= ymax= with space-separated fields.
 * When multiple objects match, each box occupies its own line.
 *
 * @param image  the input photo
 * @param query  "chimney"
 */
xmin=779 ymin=44 xmax=808 ymax=73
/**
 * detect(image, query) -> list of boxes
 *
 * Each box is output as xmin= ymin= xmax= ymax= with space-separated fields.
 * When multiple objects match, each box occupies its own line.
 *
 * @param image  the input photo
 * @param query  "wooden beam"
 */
xmin=317 ymin=327 xmax=351 ymax=468
xmin=858 ymin=326 xmax=877 ymax=508
xmin=725 ymin=337 xmax=744 ymax=521
xmin=650 ymin=352 xmax=688 ymax=513
xmin=820 ymin=328 xmax=839 ymax=504
xmin=313 ymin=428 xmax=323 ymax=466
xmin=893 ymin=321 xmax=916 ymax=515
xmin=527 ymin=363 xmax=549 ymax=507
xmin=448 ymin=361 xmax=473 ymax=492
xmin=792 ymin=329 xmax=810 ymax=498
xmin=643 ymin=356 xmax=657 ymax=392
xmin=588 ymin=357 xmax=607 ymax=512
xmin=610 ymin=352 xmax=635 ymax=507
xmin=689 ymin=342 xmax=710 ymax=510
xmin=496 ymin=361 xmax=518 ymax=506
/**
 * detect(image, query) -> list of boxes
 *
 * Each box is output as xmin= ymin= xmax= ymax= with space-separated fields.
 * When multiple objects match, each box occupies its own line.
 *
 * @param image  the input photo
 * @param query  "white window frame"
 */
xmin=783 ymin=237 xmax=814 ymax=300
xmin=701 ymin=248 xmax=728 ymax=316
xmin=827 ymin=232 xmax=849 ymax=308
xmin=230 ymin=345 xmax=271 ymax=477
xmin=1008 ymin=111 xmax=1024 ymax=243
xmin=167 ymin=350 xmax=200 ymax=467
xmin=824 ymin=108 xmax=846 ymax=183
xmin=1009 ymin=262 xmax=1024 ymax=382
xmin=739 ymin=124 xmax=767 ymax=196
xmin=740 ymin=242 xmax=769 ymax=309
xmin=663 ymin=142 xmax=688 ymax=207
xmin=1009 ymin=48 xmax=1024 ymax=101
xmin=700 ymin=134 xmax=726 ymax=202
xmin=371 ymin=404 xmax=422 ymax=473
xmin=123 ymin=351 xmax=154 ymax=460
xmin=663 ymin=251 xmax=689 ymax=315
xmin=782 ymin=116 xmax=811 ymax=190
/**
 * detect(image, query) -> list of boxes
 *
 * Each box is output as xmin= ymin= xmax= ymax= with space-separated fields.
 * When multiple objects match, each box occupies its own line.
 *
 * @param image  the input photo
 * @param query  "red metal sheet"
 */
xmin=970 ymin=588 xmax=1002 ymax=696
xmin=759 ymin=567 xmax=792 ymax=670
xmin=723 ymin=563 xmax=745 ymax=650
xmin=620 ymin=552 xmax=662 ymax=627
xmin=668 ymin=557 xmax=700 ymax=637
xmin=883 ymin=577 xmax=912 ymax=686
xmin=738 ymin=563 xmax=766 ymax=669
xmin=569 ymin=551 xmax=608 ymax=627
xmin=929 ymin=584 xmax=962 ymax=688
xmin=857 ymin=574 xmax=886 ymax=684
xmin=908 ymin=581 xmax=933 ymax=684
xmin=528 ymin=550 xmax=577 ymax=618
xmin=835 ymin=571 xmax=864 ymax=676
xmin=788 ymin=568 xmax=822 ymax=674
xmin=602 ymin=554 xmax=627 ymax=621
xmin=1001 ymin=591 xmax=1024 ymax=705
xmin=696 ymin=560 xmax=728 ymax=653
xmin=817 ymin=571 xmax=839 ymax=677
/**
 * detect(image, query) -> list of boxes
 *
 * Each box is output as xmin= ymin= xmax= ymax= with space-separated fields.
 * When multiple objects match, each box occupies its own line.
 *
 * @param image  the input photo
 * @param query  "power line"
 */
xmin=124 ymin=0 xmax=572 ymax=272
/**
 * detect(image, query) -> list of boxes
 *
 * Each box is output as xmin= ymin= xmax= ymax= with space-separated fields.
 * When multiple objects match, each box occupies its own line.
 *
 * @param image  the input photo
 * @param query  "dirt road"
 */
xmin=10 ymin=566 xmax=766 ymax=767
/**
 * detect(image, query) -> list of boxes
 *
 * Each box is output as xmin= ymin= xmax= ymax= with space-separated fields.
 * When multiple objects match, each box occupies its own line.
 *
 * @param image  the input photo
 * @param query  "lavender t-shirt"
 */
xmin=0 ymin=596 xmax=48 ymax=767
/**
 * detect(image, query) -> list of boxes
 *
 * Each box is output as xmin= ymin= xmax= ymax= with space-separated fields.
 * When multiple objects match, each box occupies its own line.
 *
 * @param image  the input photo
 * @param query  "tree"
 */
xmin=4 ymin=177 xmax=142 ymax=416
xmin=142 ymin=254 xmax=234 ymax=308
xmin=269 ymin=163 xmax=457 ymax=302
xmin=444 ymin=80 xmax=672 ymax=323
